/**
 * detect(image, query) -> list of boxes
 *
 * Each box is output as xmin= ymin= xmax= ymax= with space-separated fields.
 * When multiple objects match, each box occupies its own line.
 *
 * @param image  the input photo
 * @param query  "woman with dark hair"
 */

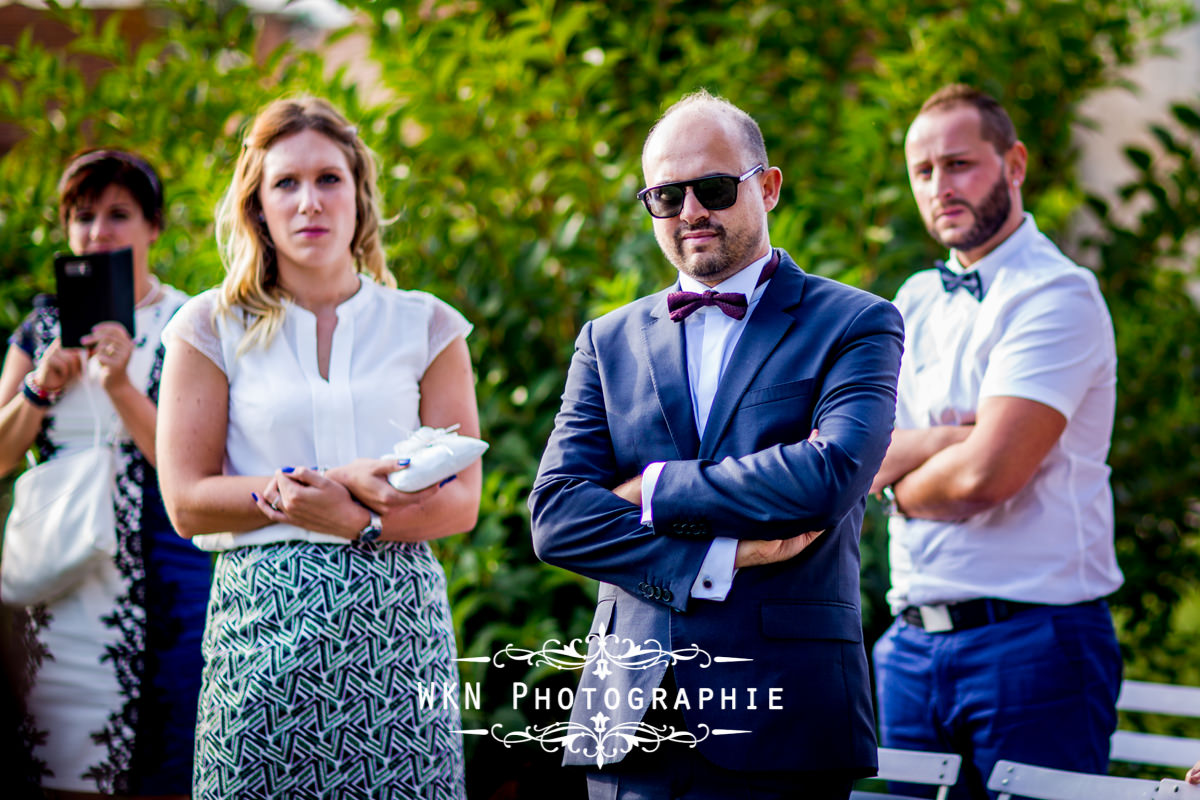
xmin=0 ymin=149 xmax=211 ymax=798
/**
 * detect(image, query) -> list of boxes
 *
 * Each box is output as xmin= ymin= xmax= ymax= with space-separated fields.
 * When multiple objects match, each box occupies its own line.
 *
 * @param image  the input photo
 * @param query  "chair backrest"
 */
xmin=1112 ymin=680 xmax=1200 ymax=769
xmin=850 ymin=747 xmax=962 ymax=800
xmin=987 ymin=759 xmax=1159 ymax=800
xmin=877 ymin=747 xmax=963 ymax=787
xmin=1153 ymin=779 xmax=1200 ymax=797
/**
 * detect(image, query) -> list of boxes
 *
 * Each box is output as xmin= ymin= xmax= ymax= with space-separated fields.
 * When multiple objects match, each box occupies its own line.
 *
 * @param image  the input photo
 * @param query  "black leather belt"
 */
xmin=901 ymin=598 xmax=1044 ymax=633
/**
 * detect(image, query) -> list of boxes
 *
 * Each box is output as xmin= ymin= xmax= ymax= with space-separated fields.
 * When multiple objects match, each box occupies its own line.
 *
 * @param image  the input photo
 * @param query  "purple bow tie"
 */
xmin=667 ymin=290 xmax=748 ymax=322
xmin=667 ymin=250 xmax=782 ymax=323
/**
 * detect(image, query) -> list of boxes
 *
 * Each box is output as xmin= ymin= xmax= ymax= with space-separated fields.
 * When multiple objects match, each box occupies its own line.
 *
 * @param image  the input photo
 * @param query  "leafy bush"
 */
xmin=3 ymin=0 xmax=1198 ymax=793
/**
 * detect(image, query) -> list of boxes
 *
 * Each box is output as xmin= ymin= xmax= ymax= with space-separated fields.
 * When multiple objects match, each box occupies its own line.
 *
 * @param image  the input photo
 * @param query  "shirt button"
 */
xmin=702 ymin=577 xmax=713 ymax=590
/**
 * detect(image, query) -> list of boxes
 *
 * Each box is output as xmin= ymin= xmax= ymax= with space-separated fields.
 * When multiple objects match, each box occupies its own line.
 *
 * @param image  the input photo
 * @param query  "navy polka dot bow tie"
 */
xmin=937 ymin=261 xmax=983 ymax=300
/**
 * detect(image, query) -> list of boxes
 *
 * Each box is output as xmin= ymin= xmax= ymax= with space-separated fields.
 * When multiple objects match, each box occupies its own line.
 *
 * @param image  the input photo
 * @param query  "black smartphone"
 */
xmin=53 ymin=247 xmax=135 ymax=348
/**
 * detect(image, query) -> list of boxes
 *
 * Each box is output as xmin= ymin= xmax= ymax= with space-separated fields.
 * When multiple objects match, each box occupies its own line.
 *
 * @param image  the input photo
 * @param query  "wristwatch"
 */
xmin=357 ymin=510 xmax=382 ymax=543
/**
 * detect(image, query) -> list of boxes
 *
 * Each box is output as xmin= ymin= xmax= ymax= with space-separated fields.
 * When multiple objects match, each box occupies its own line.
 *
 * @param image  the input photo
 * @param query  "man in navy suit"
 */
xmin=529 ymin=90 xmax=904 ymax=800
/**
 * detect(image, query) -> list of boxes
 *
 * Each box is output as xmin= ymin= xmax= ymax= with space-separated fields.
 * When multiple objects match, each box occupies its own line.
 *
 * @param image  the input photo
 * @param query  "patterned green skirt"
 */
xmin=194 ymin=540 xmax=465 ymax=799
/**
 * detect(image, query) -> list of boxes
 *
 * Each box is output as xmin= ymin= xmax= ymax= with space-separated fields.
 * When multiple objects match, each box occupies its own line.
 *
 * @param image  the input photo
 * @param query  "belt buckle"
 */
xmin=919 ymin=604 xmax=954 ymax=633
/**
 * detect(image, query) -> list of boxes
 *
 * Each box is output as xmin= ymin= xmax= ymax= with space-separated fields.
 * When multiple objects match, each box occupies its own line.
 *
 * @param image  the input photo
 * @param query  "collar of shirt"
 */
xmin=945 ymin=213 xmax=1038 ymax=298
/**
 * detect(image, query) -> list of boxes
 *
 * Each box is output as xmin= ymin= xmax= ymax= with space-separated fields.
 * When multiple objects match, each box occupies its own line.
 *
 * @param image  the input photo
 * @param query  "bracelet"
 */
xmin=21 ymin=373 xmax=59 ymax=408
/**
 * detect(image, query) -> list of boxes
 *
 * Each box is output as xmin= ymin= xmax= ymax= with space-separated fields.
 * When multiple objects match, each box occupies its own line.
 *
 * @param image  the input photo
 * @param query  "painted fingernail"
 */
xmin=438 ymin=475 xmax=457 ymax=488
xmin=251 ymin=492 xmax=260 ymax=502
xmin=281 ymin=466 xmax=294 ymax=473
xmin=396 ymin=458 xmax=411 ymax=467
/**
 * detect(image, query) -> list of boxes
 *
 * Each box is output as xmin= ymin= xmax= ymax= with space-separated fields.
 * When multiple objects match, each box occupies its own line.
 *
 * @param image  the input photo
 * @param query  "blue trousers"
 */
xmin=873 ymin=600 xmax=1121 ymax=800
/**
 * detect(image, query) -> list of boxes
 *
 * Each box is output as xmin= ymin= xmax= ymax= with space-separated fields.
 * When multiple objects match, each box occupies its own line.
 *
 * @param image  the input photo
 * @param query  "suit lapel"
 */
xmin=643 ymin=293 xmax=701 ymax=460
xmin=698 ymin=259 xmax=805 ymax=457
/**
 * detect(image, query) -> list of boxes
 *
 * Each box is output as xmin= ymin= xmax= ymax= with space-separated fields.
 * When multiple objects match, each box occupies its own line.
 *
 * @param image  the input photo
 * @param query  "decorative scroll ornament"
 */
xmin=467 ymin=718 xmax=749 ymax=768
xmin=485 ymin=627 xmax=750 ymax=677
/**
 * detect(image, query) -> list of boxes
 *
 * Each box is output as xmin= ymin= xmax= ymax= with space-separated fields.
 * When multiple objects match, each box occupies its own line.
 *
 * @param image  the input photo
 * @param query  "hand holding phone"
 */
xmin=54 ymin=247 xmax=134 ymax=348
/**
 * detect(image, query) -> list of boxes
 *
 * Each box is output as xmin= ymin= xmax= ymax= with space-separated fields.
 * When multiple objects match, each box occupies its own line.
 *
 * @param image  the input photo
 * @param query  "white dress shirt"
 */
xmin=887 ymin=214 xmax=1123 ymax=612
xmin=641 ymin=250 xmax=774 ymax=600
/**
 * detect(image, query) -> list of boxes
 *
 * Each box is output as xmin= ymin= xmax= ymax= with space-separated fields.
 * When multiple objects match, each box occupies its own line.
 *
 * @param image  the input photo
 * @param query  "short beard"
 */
xmin=930 ymin=171 xmax=1012 ymax=254
xmin=664 ymin=220 xmax=761 ymax=285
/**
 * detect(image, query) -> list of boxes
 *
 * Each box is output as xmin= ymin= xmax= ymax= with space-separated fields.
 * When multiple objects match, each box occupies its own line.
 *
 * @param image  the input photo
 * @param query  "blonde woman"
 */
xmin=157 ymin=97 xmax=479 ymax=799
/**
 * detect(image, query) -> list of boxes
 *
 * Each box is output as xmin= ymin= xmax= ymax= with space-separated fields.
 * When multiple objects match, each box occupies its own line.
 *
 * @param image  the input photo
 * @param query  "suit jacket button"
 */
xmin=663 ymin=589 xmax=673 ymax=602
xmin=653 ymin=586 xmax=662 ymax=599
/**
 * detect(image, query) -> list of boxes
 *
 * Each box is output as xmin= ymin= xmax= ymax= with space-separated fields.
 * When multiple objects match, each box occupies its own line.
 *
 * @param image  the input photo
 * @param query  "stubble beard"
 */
xmin=929 ymin=171 xmax=1012 ymax=254
xmin=665 ymin=221 xmax=762 ymax=285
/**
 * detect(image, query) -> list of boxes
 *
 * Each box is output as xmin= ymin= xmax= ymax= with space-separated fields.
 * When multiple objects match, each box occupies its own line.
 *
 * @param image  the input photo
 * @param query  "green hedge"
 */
xmin=3 ymin=0 xmax=1199 ymax=791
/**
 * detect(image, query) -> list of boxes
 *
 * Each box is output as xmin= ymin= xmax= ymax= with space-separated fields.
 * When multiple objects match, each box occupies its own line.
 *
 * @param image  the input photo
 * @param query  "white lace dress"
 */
xmin=13 ymin=285 xmax=212 ymax=795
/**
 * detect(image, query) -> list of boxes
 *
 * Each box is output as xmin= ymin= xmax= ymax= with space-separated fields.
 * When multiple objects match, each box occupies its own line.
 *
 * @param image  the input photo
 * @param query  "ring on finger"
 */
xmin=104 ymin=345 xmax=117 ymax=356
xmin=268 ymin=499 xmax=280 ymax=512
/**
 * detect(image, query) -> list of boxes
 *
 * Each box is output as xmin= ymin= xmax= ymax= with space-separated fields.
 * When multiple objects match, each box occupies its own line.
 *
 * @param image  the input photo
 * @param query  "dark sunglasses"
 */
xmin=637 ymin=164 xmax=764 ymax=219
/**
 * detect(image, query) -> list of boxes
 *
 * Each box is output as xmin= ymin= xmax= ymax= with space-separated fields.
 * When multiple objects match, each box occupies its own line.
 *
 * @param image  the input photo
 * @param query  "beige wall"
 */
xmin=1076 ymin=5 xmax=1200 ymax=210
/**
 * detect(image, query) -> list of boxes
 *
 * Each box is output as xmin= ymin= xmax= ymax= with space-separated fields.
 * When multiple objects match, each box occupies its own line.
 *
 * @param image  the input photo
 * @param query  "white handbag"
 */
xmin=1 ymin=378 xmax=117 ymax=607
xmin=383 ymin=424 xmax=489 ymax=492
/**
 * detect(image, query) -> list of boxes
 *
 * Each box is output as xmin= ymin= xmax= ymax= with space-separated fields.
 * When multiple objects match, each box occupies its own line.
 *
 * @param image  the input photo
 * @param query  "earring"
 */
xmin=257 ymin=212 xmax=265 ymax=223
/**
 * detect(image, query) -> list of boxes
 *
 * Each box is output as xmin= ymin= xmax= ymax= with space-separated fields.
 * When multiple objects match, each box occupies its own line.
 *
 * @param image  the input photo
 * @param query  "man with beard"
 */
xmin=530 ymin=89 xmax=903 ymax=799
xmin=869 ymin=84 xmax=1124 ymax=799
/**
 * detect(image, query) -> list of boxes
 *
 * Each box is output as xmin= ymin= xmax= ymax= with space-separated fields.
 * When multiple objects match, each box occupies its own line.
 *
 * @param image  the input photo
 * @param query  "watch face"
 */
xmin=359 ymin=512 xmax=383 ymax=543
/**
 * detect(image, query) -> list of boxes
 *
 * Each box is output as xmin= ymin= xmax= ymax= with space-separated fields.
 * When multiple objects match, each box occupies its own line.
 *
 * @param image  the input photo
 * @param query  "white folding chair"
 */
xmin=987 ymin=759 xmax=1158 ymax=800
xmin=1112 ymin=680 xmax=1200 ymax=769
xmin=1153 ymin=779 xmax=1200 ymax=797
xmin=850 ymin=746 xmax=962 ymax=800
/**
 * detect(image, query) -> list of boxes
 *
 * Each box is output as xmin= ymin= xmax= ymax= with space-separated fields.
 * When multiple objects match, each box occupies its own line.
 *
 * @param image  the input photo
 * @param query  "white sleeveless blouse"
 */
xmin=162 ymin=276 xmax=471 ymax=551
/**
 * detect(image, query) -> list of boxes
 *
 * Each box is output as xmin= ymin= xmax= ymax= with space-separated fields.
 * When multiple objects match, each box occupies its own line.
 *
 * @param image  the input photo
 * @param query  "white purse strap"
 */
xmin=81 ymin=363 xmax=105 ymax=450
xmin=23 ymin=353 xmax=108 ymax=469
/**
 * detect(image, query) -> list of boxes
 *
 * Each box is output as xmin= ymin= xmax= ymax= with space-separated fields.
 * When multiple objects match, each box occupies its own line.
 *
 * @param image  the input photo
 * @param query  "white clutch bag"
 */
xmin=1 ymin=378 xmax=117 ymax=607
xmin=383 ymin=425 xmax=488 ymax=492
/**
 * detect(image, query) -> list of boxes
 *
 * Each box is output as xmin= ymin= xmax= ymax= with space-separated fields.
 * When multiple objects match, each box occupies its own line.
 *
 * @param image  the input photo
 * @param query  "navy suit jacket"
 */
xmin=529 ymin=250 xmax=903 ymax=773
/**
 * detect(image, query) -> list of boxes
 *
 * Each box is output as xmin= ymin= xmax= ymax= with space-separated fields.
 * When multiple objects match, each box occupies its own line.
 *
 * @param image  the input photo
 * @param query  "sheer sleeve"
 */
xmin=162 ymin=290 xmax=226 ymax=375
xmin=424 ymin=293 xmax=472 ymax=372
xmin=7 ymin=295 xmax=57 ymax=359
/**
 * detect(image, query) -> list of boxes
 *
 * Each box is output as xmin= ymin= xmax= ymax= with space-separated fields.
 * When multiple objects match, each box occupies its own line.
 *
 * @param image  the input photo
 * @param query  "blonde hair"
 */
xmin=214 ymin=96 xmax=395 ymax=353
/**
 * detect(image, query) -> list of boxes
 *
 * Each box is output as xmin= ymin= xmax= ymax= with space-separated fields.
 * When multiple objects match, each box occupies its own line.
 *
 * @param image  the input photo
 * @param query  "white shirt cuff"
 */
xmin=640 ymin=462 xmax=666 ymax=526
xmin=691 ymin=537 xmax=737 ymax=601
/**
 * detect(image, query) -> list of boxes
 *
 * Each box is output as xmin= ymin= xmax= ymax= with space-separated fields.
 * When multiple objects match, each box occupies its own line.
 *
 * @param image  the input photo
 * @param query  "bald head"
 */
xmin=642 ymin=89 xmax=769 ymax=173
